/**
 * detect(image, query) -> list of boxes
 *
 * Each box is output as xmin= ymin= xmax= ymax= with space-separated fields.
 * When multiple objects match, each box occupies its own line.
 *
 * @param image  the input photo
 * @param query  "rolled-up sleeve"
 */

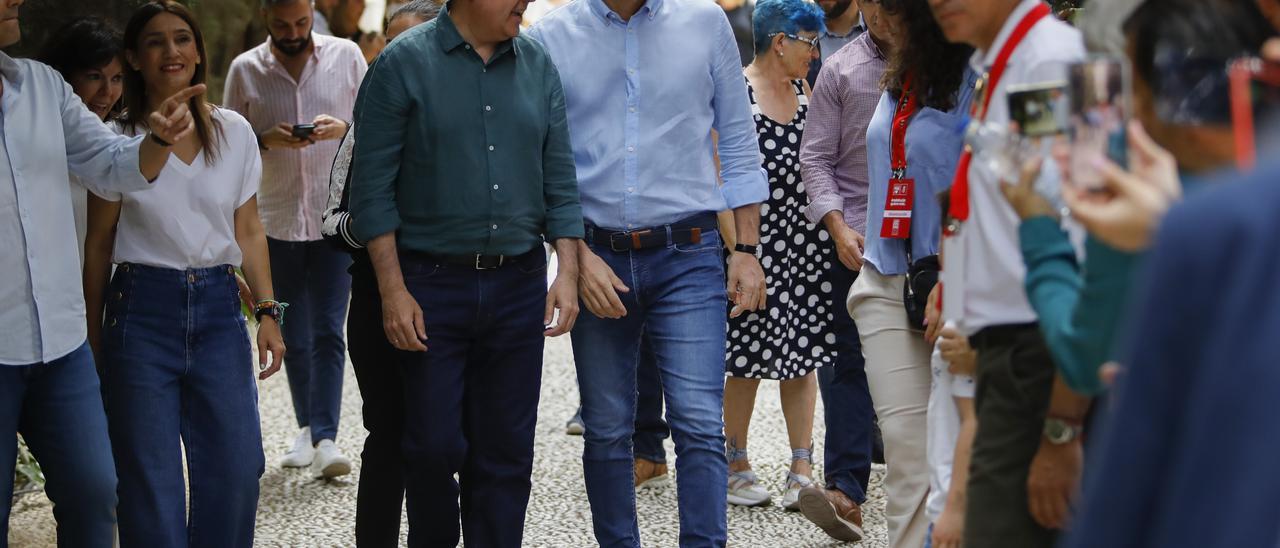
xmin=541 ymin=58 xmax=584 ymax=241
xmin=800 ymin=64 xmax=845 ymax=225
xmin=709 ymin=16 xmax=767 ymax=210
xmin=349 ymin=51 xmax=409 ymax=243
xmin=60 ymin=77 xmax=148 ymax=195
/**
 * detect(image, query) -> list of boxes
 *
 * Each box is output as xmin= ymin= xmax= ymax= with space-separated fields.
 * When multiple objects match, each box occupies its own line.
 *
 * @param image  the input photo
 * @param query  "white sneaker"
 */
xmin=727 ymin=470 xmax=772 ymax=507
xmin=311 ymin=439 xmax=353 ymax=479
xmin=280 ymin=427 xmax=314 ymax=468
xmin=782 ymin=472 xmax=814 ymax=511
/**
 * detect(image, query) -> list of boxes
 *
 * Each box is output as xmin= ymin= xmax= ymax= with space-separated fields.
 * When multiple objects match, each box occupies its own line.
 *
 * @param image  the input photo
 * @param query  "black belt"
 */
xmin=969 ymin=322 xmax=1040 ymax=350
xmin=409 ymin=247 xmax=543 ymax=270
xmin=587 ymin=213 xmax=718 ymax=252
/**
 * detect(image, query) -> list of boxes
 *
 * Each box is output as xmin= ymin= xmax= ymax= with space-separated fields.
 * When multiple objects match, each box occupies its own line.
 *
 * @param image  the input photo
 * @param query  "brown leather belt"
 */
xmin=586 ymin=213 xmax=718 ymax=252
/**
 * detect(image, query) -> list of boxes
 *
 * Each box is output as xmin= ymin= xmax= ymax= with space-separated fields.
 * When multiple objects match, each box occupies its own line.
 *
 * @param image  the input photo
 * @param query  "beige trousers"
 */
xmin=848 ymin=266 xmax=933 ymax=548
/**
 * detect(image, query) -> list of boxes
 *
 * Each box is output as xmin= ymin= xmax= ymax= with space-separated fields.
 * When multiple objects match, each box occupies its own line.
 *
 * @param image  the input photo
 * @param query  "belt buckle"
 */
xmin=475 ymin=254 xmax=504 ymax=270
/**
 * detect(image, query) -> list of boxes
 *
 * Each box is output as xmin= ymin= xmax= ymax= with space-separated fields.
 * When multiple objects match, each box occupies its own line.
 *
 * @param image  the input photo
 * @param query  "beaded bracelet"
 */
xmin=254 ymin=299 xmax=289 ymax=326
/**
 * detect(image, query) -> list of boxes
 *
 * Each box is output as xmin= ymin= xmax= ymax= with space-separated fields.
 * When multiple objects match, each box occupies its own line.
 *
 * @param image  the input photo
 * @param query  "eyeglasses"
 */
xmin=770 ymin=33 xmax=819 ymax=53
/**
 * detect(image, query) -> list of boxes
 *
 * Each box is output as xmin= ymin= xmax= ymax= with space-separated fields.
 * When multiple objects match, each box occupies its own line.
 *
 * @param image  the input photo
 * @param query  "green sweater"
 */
xmin=1019 ymin=217 xmax=1139 ymax=395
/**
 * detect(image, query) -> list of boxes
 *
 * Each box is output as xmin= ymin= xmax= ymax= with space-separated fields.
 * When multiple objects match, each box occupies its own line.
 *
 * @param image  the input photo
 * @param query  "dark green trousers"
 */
xmin=964 ymin=324 xmax=1058 ymax=548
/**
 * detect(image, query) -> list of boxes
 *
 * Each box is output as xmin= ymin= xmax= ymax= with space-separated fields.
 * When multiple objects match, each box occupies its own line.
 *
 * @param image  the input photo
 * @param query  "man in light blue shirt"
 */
xmin=0 ymin=1 xmax=201 ymax=543
xmin=527 ymin=1 xmax=768 ymax=544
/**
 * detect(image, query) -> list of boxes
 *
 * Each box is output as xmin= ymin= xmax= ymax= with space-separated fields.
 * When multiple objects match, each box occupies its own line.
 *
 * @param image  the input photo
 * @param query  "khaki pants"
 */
xmin=848 ymin=267 xmax=932 ymax=548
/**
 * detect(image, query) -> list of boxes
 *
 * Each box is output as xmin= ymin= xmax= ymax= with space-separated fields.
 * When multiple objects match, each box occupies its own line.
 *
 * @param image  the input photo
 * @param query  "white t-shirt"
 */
xmin=92 ymin=108 xmax=261 ymax=269
xmin=926 ymin=321 xmax=977 ymax=522
xmin=941 ymin=0 xmax=1085 ymax=334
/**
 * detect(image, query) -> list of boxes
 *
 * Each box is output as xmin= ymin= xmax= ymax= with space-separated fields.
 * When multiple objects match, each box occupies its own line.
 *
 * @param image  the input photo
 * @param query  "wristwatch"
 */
xmin=1042 ymin=417 xmax=1083 ymax=445
xmin=733 ymin=243 xmax=760 ymax=256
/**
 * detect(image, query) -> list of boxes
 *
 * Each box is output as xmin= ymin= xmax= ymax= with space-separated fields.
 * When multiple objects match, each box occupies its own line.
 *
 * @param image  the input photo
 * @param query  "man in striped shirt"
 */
xmin=223 ymin=0 xmax=367 ymax=480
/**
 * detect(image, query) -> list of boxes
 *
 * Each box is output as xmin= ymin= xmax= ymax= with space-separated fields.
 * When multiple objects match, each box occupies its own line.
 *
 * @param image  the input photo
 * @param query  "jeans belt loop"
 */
xmin=665 ymin=224 xmax=673 ymax=246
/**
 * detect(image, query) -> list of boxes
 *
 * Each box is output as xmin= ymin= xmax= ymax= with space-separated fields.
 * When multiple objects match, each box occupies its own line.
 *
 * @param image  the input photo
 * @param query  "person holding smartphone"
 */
xmin=224 ymin=0 xmax=368 ymax=479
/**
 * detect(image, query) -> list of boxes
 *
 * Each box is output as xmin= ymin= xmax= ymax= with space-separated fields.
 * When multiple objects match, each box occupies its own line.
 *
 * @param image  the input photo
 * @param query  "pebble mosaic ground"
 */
xmin=9 ymin=335 xmax=889 ymax=547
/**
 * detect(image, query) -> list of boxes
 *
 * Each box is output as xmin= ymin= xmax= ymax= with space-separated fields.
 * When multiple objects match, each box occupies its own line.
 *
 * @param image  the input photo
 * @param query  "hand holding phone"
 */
xmin=259 ymin=122 xmax=313 ymax=150
xmin=291 ymin=123 xmax=317 ymax=140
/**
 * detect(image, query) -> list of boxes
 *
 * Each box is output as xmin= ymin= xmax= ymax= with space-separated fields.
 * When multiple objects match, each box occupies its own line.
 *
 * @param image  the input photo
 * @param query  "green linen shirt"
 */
xmin=348 ymin=8 xmax=583 ymax=255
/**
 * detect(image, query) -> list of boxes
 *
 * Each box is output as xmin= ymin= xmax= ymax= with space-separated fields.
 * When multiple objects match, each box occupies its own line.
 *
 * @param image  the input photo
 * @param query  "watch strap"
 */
xmin=733 ymin=243 xmax=759 ymax=255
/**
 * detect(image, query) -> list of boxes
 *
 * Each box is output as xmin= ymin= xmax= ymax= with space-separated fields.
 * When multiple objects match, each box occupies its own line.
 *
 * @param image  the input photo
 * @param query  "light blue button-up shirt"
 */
xmin=0 ymin=52 xmax=150 ymax=365
xmin=526 ymin=0 xmax=767 ymax=229
xmin=862 ymin=70 xmax=977 ymax=276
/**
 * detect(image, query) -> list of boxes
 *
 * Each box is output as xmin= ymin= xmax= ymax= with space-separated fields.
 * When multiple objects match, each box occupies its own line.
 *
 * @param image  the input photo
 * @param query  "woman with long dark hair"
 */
xmin=82 ymin=2 xmax=285 ymax=546
xmin=37 ymin=17 xmax=125 ymax=265
xmin=844 ymin=0 xmax=975 ymax=545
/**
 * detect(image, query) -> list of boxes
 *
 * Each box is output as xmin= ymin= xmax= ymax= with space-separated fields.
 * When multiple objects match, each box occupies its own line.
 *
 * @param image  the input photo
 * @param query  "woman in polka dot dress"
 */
xmin=722 ymin=0 xmax=837 ymax=512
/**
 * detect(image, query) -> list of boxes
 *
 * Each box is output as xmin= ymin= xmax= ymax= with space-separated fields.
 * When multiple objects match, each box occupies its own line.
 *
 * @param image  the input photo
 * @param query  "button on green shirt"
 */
xmin=348 ymin=8 xmax=583 ymax=255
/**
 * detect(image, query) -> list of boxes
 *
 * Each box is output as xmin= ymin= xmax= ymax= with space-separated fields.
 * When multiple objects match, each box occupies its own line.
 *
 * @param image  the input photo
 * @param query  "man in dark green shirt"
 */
xmin=347 ymin=2 xmax=582 ymax=546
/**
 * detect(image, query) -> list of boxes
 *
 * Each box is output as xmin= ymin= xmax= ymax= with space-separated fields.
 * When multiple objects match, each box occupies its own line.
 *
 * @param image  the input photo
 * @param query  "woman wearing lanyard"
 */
xmin=82 ymin=2 xmax=284 ymax=547
xmin=845 ymin=0 xmax=975 ymax=545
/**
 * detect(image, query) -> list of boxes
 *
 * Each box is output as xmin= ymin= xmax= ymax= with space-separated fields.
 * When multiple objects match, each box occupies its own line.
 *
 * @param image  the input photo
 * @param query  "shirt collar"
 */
xmin=822 ymin=21 xmax=863 ymax=40
xmin=970 ymin=0 xmax=1041 ymax=74
xmin=436 ymin=3 xmax=518 ymax=57
xmin=0 ymin=51 xmax=22 ymax=86
xmin=861 ymin=30 xmax=885 ymax=61
xmin=588 ymin=0 xmax=663 ymax=25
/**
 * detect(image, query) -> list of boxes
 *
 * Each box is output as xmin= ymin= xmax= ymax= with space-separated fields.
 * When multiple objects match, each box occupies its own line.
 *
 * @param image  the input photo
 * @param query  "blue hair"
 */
xmin=751 ymin=0 xmax=827 ymax=56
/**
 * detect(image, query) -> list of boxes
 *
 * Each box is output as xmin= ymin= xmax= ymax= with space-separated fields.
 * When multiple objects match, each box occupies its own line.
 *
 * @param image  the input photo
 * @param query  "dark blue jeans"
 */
xmin=573 ymin=218 xmax=729 ymax=548
xmin=268 ymin=238 xmax=352 ymax=443
xmin=818 ymin=264 xmax=873 ymax=504
xmin=397 ymin=249 xmax=547 ymax=548
xmin=348 ymin=257 xmax=406 ymax=547
xmin=101 ymin=264 xmax=265 ymax=548
xmin=0 ymin=344 xmax=118 ymax=548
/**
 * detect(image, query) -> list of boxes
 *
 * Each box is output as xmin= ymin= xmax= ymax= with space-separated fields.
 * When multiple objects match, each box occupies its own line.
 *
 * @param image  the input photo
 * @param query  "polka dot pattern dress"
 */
xmin=726 ymin=78 xmax=840 ymax=380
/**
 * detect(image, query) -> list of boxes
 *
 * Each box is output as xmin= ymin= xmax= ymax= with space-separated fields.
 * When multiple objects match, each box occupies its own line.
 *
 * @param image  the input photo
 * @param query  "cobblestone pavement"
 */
xmin=9 ymin=335 xmax=889 ymax=547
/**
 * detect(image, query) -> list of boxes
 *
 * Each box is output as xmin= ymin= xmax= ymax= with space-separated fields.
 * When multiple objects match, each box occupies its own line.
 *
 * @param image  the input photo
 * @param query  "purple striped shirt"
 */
xmin=799 ymin=32 xmax=887 ymax=235
xmin=223 ymin=34 xmax=366 ymax=241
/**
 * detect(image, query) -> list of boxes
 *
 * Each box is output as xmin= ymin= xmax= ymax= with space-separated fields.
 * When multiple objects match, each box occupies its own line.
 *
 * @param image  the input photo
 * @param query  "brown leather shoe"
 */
xmin=797 ymin=486 xmax=864 ymax=542
xmin=634 ymin=458 xmax=669 ymax=489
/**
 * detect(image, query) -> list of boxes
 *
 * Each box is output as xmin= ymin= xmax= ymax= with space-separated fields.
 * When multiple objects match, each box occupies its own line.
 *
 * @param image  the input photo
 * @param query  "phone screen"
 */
xmin=1067 ymin=56 xmax=1131 ymax=190
xmin=1008 ymin=82 xmax=1068 ymax=138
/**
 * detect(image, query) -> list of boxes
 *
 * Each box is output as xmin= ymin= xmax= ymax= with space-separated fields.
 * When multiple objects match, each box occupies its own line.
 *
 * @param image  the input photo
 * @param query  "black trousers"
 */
xmin=348 ymin=258 xmax=406 ymax=547
xmin=964 ymin=323 xmax=1058 ymax=548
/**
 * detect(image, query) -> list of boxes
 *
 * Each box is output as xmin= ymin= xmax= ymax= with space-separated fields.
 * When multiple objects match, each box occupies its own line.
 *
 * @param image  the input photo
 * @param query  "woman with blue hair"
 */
xmin=722 ymin=0 xmax=833 ymax=512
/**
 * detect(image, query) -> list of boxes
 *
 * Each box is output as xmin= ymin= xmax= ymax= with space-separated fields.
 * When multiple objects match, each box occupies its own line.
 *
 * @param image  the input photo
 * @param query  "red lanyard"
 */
xmin=890 ymin=76 xmax=919 ymax=176
xmin=879 ymin=77 xmax=919 ymax=240
xmin=945 ymin=2 xmax=1051 ymax=231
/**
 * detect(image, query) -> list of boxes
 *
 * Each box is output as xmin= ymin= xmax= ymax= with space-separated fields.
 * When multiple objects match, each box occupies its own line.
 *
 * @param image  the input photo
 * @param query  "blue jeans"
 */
xmin=268 ymin=238 xmax=352 ymax=443
xmin=573 ymin=216 xmax=729 ymax=547
xmin=0 ymin=344 xmax=118 ymax=548
xmin=397 ymin=249 xmax=547 ymax=548
xmin=634 ymin=339 xmax=670 ymax=463
xmin=818 ymin=264 xmax=873 ymax=504
xmin=348 ymin=257 xmax=406 ymax=547
xmin=101 ymin=264 xmax=265 ymax=548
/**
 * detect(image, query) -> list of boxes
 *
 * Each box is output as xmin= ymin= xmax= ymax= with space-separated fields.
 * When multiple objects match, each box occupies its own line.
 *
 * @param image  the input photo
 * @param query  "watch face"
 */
xmin=1044 ymin=419 xmax=1076 ymax=444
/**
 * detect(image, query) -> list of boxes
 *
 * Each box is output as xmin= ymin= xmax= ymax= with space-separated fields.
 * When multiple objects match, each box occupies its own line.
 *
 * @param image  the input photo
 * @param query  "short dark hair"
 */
xmin=1125 ymin=0 xmax=1276 ymax=93
xmin=388 ymin=0 xmax=442 ymax=25
xmin=261 ymin=0 xmax=311 ymax=9
xmin=37 ymin=17 xmax=124 ymax=81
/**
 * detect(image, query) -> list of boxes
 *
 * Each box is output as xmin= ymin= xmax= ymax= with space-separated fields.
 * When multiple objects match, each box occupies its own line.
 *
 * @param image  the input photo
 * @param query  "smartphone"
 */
xmin=1008 ymin=81 xmax=1068 ymax=137
xmin=291 ymin=123 xmax=316 ymax=139
xmin=1229 ymin=56 xmax=1280 ymax=171
xmin=1067 ymin=55 xmax=1131 ymax=191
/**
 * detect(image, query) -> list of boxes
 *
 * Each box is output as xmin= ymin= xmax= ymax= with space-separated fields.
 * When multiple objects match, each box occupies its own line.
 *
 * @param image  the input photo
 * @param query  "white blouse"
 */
xmin=92 ymin=107 xmax=261 ymax=269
